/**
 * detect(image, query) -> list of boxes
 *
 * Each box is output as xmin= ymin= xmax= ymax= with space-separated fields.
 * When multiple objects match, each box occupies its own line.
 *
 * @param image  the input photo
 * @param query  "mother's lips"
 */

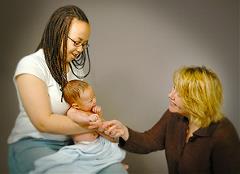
xmin=72 ymin=53 xmax=80 ymax=58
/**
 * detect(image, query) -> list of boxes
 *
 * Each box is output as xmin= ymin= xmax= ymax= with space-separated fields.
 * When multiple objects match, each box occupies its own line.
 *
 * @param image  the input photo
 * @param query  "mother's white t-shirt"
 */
xmin=8 ymin=49 xmax=84 ymax=144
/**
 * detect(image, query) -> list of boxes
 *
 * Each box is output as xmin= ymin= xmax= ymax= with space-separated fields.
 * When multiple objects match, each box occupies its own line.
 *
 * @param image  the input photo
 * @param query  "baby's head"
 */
xmin=63 ymin=80 xmax=96 ymax=111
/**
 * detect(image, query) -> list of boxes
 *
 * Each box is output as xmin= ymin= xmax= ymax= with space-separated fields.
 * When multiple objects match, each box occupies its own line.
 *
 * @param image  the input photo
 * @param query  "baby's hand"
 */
xmin=89 ymin=114 xmax=99 ymax=122
xmin=92 ymin=105 xmax=102 ymax=115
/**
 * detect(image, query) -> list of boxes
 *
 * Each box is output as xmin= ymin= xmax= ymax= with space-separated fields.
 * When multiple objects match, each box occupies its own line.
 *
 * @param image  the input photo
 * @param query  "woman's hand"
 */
xmin=96 ymin=120 xmax=129 ymax=141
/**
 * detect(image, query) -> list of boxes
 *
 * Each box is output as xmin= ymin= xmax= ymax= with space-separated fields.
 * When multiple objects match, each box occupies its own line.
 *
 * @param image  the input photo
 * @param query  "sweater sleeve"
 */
xmin=211 ymin=118 xmax=240 ymax=174
xmin=119 ymin=109 xmax=172 ymax=154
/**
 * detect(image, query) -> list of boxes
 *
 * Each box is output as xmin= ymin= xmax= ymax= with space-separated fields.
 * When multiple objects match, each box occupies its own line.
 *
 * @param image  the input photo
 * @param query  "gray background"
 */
xmin=1 ymin=0 xmax=239 ymax=173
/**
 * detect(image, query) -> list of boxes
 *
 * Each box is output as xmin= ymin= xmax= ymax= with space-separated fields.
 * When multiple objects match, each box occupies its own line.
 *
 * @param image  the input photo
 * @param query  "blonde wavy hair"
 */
xmin=173 ymin=66 xmax=223 ymax=127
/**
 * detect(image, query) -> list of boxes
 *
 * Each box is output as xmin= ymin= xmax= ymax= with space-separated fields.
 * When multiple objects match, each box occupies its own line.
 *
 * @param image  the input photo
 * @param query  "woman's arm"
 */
xmin=67 ymin=108 xmax=98 ymax=125
xmin=211 ymin=119 xmax=240 ymax=173
xmin=16 ymin=74 xmax=90 ymax=135
xmin=68 ymin=108 xmax=117 ymax=142
xmin=94 ymin=110 xmax=171 ymax=153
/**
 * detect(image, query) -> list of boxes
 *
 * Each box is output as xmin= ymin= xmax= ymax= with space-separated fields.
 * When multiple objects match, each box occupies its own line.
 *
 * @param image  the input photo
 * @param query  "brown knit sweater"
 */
xmin=119 ymin=110 xmax=240 ymax=174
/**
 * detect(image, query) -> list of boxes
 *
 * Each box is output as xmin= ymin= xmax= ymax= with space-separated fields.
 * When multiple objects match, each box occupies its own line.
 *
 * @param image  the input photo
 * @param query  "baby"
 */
xmin=30 ymin=80 xmax=126 ymax=174
xmin=63 ymin=79 xmax=114 ymax=143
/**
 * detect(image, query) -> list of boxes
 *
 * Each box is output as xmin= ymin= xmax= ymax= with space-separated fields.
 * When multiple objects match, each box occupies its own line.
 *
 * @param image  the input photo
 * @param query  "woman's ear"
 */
xmin=72 ymin=103 xmax=80 ymax=109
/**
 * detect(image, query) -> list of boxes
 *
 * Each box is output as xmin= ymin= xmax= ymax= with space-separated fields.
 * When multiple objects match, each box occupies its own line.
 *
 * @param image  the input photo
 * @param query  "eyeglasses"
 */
xmin=68 ymin=36 xmax=89 ymax=49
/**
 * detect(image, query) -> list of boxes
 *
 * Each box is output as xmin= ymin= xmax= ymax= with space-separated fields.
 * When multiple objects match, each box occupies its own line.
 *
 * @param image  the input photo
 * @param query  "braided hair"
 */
xmin=36 ymin=5 xmax=90 ymax=98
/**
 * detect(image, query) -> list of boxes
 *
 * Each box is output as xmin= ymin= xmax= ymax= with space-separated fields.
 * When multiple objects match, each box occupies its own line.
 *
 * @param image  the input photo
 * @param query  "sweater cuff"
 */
xmin=119 ymin=127 xmax=133 ymax=148
xmin=119 ymin=137 xmax=126 ymax=147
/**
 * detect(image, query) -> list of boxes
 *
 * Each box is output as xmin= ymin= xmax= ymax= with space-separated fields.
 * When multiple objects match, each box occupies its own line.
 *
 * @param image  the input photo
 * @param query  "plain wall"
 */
xmin=1 ymin=0 xmax=239 ymax=173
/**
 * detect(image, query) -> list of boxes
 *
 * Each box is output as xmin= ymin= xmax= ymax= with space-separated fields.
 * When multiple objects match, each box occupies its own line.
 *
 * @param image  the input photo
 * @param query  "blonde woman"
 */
xmin=92 ymin=66 xmax=240 ymax=174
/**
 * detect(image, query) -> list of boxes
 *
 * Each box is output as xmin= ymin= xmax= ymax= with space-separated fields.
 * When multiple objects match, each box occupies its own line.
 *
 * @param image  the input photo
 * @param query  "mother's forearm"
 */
xmin=37 ymin=113 xmax=91 ymax=135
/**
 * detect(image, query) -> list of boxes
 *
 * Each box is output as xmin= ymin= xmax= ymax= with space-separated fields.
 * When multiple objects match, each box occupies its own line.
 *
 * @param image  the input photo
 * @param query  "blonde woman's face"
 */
xmin=168 ymin=87 xmax=184 ymax=114
xmin=66 ymin=18 xmax=91 ymax=63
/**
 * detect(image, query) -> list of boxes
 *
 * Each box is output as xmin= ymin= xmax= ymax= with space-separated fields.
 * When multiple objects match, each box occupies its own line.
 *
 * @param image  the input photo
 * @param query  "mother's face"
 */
xmin=66 ymin=18 xmax=91 ymax=63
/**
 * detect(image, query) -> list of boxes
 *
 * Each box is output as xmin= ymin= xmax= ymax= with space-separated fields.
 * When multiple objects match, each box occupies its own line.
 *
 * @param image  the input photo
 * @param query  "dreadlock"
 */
xmin=36 ymin=5 xmax=90 ymax=97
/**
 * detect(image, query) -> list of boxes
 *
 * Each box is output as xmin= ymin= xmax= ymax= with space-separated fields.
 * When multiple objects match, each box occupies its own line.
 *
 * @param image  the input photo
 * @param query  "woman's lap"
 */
xmin=8 ymin=137 xmax=70 ymax=174
xmin=8 ymin=138 xmax=127 ymax=174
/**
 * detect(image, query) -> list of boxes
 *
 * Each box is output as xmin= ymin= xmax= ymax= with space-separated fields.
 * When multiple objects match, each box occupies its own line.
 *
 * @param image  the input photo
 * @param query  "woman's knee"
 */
xmin=8 ymin=138 xmax=62 ymax=174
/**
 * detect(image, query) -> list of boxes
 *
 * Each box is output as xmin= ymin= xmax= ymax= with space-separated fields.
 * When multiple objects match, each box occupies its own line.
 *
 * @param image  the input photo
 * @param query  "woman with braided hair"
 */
xmin=8 ymin=5 xmax=127 ymax=174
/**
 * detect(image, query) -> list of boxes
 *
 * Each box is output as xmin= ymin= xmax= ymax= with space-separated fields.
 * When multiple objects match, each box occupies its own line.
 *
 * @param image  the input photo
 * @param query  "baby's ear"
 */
xmin=72 ymin=103 xmax=80 ymax=109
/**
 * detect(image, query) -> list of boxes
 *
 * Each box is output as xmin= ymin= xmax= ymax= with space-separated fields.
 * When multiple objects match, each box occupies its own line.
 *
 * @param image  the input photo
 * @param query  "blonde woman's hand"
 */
xmin=100 ymin=120 xmax=129 ymax=141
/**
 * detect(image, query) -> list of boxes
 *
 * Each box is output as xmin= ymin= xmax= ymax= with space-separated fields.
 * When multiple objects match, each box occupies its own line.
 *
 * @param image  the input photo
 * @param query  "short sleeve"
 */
xmin=14 ymin=55 xmax=48 ymax=83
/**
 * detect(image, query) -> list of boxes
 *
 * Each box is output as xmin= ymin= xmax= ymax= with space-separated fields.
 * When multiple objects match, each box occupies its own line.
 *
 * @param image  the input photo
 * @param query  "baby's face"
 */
xmin=77 ymin=86 xmax=96 ymax=112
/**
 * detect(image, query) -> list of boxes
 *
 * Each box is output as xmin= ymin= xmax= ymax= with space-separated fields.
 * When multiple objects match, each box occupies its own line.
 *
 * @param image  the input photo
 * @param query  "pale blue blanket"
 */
xmin=30 ymin=136 xmax=126 ymax=174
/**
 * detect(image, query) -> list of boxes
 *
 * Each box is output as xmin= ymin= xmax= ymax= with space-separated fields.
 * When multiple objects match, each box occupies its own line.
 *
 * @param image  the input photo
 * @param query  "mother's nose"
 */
xmin=76 ymin=46 xmax=83 ymax=53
